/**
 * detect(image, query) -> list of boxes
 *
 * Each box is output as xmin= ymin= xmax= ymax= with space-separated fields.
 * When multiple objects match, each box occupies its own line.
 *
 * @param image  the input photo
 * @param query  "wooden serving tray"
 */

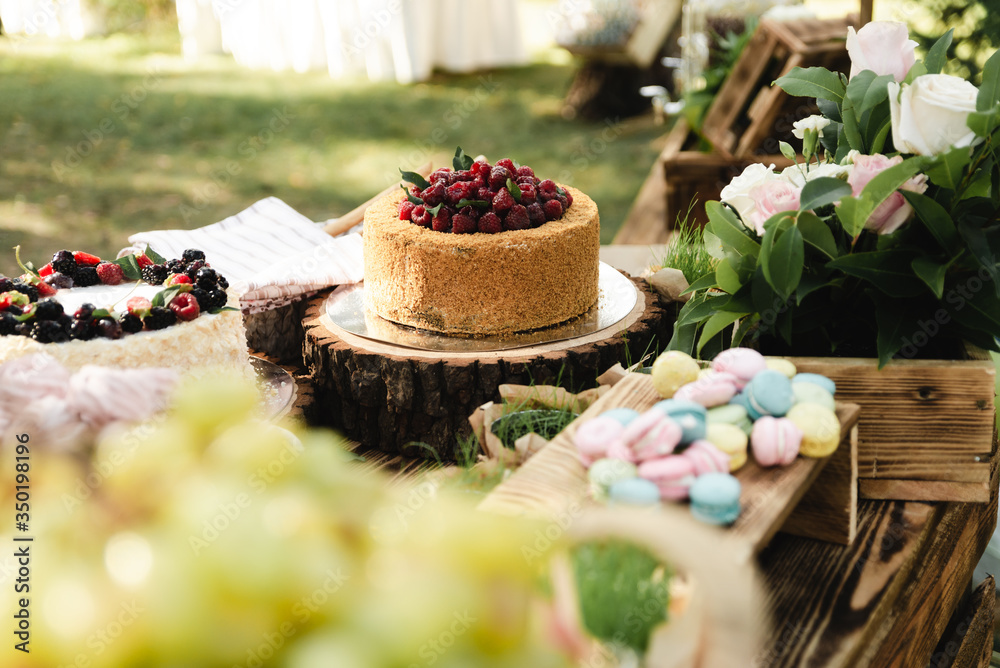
xmin=479 ymin=372 xmax=860 ymax=553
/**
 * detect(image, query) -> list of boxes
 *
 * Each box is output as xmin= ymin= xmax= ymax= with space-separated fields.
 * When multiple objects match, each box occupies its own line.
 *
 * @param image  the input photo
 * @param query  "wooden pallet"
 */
xmin=701 ymin=16 xmax=858 ymax=159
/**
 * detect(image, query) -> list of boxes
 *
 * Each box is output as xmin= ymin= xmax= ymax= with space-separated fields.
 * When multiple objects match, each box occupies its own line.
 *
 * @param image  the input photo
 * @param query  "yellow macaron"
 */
xmin=786 ymin=403 xmax=841 ymax=457
xmin=765 ymin=357 xmax=797 ymax=379
xmin=705 ymin=423 xmax=748 ymax=471
xmin=651 ymin=351 xmax=700 ymax=399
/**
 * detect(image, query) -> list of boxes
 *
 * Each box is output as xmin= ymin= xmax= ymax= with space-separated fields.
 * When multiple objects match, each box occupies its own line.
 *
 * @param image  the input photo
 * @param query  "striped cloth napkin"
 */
xmin=126 ymin=198 xmax=364 ymax=314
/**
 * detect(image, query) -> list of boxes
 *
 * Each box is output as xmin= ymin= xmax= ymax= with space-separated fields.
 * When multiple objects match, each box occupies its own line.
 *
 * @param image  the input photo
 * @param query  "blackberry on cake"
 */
xmin=31 ymin=320 xmax=69 ymax=343
xmin=51 ymin=250 xmax=77 ymax=276
xmin=95 ymin=317 xmax=122 ymax=340
xmin=45 ymin=272 xmax=74 ymax=290
xmin=74 ymin=303 xmax=96 ymax=321
xmin=141 ymin=264 xmax=168 ymax=285
xmin=33 ymin=299 xmax=64 ymax=321
xmin=143 ymin=306 xmax=177 ymax=331
xmin=119 ymin=313 xmax=144 ymax=334
xmin=207 ymin=289 xmax=228 ymax=310
xmin=10 ymin=280 xmax=38 ymax=302
xmin=69 ymin=319 xmax=95 ymax=341
xmin=182 ymin=249 xmax=206 ymax=263
xmin=0 ymin=313 xmax=16 ymax=336
xmin=74 ymin=266 xmax=100 ymax=287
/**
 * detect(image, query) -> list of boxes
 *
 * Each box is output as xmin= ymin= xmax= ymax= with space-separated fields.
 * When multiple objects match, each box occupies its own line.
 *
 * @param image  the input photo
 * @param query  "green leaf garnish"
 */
xmin=145 ymin=247 xmax=166 ymax=265
xmin=401 ymin=184 xmax=424 ymax=205
xmin=13 ymin=246 xmax=38 ymax=279
xmin=111 ymin=254 xmax=143 ymax=281
xmin=506 ymin=178 xmax=522 ymax=203
xmin=152 ymin=285 xmax=185 ymax=309
xmin=456 ymin=199 xmax=490 ymax=209
xmin=92 ymin=308 xmax=113 ymax=319
xmin=425 ymin=203 xmax=444 ymax=217
xmin=453 ymin=146 xmax=474 ymax=171
xmin=399 ymin=169 xmax=430 ymax=190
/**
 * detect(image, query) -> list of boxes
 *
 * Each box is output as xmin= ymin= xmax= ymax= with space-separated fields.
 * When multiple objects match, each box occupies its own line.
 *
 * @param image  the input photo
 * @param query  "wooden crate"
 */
xmin=559 ymin=0 xmax=683 ymax=68
xmin=661 ymin=119 xmax=793 ymax=228
xmin=480 ymin=372 xmax=862 ymax=550
xmin=785 ymin=351 xmax=997 ymax=502
xmin=701 ymin=16 xmax=858 ymax=159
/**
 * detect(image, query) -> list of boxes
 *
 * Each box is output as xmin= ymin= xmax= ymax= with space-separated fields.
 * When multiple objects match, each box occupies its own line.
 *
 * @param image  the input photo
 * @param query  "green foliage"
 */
xmin=653 ymin=199 xmax=718 ymax=284
xmin=671 ymin=33 xmax=1000 ymax=366
xmin=572 ymin=540 xmax=672 ymax=654
xmin=683 ymin=18 xmax=758 ymax=131
xmin=908 ymin=0 xmax=1000 ymax=79
xmin=490 ymin=409 xmax=578 ymax=449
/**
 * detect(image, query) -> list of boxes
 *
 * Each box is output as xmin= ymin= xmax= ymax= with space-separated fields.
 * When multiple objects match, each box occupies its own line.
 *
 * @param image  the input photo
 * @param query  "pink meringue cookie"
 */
xmin=637 ymin=455 xmax=697 ymax=501
xmin=69 ymin=365 xmax=179 ymax=429
xmin=621 ymin=409 xmax=682 ymax=461
xmin=751 ymin=416 xmax=803 ymax=467
xmin=711 ymin=348 xmax=767 ymax=389
xmin=574 ymin=415 xmax=626 ymax=466
xmin=682 ymin=439 xmax=731 ymax=475
xmin=605 ymin=439 xmax=636 ymax=463
xmin=674 ymin=372 xmax=739 ymax=408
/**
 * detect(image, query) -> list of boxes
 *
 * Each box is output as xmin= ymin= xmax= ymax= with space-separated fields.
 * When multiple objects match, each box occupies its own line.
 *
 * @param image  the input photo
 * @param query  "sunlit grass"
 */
xmin=0 ymin=31 xmax=663 ymax=274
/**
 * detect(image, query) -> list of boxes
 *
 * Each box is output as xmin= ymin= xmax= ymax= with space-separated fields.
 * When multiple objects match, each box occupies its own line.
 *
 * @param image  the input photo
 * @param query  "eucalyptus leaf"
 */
xmin=923 ymin=29 xmax=954 ymax=74
xmin=774 ymin=66 xmax=846 ymax=103
xmin=799 ymin=177 xmax=852 ymax=212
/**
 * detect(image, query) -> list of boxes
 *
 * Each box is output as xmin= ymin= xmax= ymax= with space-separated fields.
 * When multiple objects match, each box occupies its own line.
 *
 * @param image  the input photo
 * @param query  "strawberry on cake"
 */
xmin=0 ymin=247 xmax=252 ymax=381
xmin=363 ymin=148 xmax=600 ymax=335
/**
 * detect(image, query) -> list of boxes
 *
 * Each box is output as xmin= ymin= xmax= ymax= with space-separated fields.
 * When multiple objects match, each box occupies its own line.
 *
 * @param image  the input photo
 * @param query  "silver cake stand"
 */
xmin=324 ymin=262 xmax=639 ymax=353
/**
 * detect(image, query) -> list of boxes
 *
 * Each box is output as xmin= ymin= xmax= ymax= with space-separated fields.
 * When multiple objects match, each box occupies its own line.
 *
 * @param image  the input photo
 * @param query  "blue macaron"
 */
xmin=608 ymin=478 xmax=661 ymax=506
xmin=652 ymin=399 xmax=707 ymax=444
xmin=601 ymin=408 xmax=642 ymax=426
xmin=689 ymin=473 xmax=742 ymax=525
xmin=728 ymin=391 xmax=761 ymax=421
xmin=744 ymin=369 xmax=795 ymax=418
xmin=792 ymin=373 xmax=836 ymax=396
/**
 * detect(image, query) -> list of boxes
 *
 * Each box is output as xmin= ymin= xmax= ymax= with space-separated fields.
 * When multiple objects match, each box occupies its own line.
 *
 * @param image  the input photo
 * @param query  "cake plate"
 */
xmin=301 ymin=272 xmax=673 ymax=461
xmin=324 ymin=262 xmax=638 ymax=353
xmin=251 ymin=356 xmax=296 ymax=421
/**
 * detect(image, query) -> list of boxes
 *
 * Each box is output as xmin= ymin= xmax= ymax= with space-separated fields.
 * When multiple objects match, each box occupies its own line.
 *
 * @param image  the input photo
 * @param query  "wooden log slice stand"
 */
xmin=302 ymin=277 xmax=672 ymax=461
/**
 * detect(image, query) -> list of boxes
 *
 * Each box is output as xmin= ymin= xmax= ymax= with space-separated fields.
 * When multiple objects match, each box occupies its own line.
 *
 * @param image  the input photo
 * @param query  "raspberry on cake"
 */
xmin=366 ymin=148 xmax=600 ymax=335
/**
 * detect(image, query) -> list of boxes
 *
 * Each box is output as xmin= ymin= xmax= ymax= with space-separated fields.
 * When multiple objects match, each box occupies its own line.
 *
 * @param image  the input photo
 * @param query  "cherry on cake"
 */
xmin=0 ymin=248 xmax=252 ymax=380
xmin=363 ymin=150 xmax=601 ymax=335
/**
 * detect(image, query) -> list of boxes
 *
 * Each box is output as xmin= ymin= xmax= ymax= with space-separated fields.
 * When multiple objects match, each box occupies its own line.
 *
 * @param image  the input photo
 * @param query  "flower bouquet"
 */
xmin=671 ymin=21 xmax=1000 ymax=367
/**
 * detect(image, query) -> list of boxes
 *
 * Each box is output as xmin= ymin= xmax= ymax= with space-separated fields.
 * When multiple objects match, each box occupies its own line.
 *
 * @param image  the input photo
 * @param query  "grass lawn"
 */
xmin=0 ymin=29 xmax=665 ymax=277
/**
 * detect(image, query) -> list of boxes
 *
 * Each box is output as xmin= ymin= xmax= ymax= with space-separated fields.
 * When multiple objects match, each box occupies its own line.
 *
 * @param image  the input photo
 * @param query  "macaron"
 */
xmin=750 ymin=416 xmax=803 ymax=467
xmin=620 ymin=409 xmax=682 ymax=461
xmin=792 ymin=383 xmax=836 ymax=411
xmin=682 ymin=439 xmax=731 ymax=475
xmin=765 ymin=357 xmax=797 ymax=379
xmin=673 ymin=371 xmax=739 ymax=408
xmin=601 ymin=408 xmax=642 ymax=426
xmin=711 ymin=348 xmax=767 ymax=388
xmin=729 ymin=391 xmax=761 ymax=421
xmin=706 ymin=404 xmax=753 ymax=434
xmin=609 ymin=477 xmax=661 ymax=506
xmin=606 ymin=439 xmax=637 ymax=463
xmin=792 ymin=373 xmax=836 ymax=395
xmin=705 ymin=423 xmax=748 ymax=471
xmin=588 ymin=458 xmax=639 ymax=500
xmin=689 ymin=473 xmax=741 ymax=525
xmin=786 ymin=403 xmax=841 ymax=458
xmin=650 ymin=351 xmax=701 ymax=399
xmin=743 ymin=369 xmax=795 ymax=418
xmin=637 ymin=455 xmax=697 ymax=501
xmin=652 ymin=399 xmax=707 ymax=444
xmin=573 ymin=415 xmax=625 ymax=466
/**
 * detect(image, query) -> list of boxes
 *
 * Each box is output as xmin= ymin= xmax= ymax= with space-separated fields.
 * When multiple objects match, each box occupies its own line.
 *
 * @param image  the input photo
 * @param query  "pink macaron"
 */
xmin=712 ymin=348 xmax=767 ymax=389
xmin=574 ymin=415 xmax=625 ymax=467
xmin=682 ymin=439 xmax=731 ymax=475
xmin=674 ymin=371 xmax=739 ymax=407
xmin=605 ymin=438 xmax=637 ymax=463
xmin=621 ymin=409 xmax=683 ymax=461
xmin=750 ymin=416 xmax=803 ymax=467
xmin=637 ymin=455 xmax=697 ymax=501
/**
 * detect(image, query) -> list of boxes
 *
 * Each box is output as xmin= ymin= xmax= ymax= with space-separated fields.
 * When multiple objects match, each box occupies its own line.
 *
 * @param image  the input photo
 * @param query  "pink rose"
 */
xmin=848 ymin=154 xmax=928 ymax=234
xmin=846 ymin=21 xmax=917 ymax=83
xmin=748 ymin=180 xmax=801 ymax=235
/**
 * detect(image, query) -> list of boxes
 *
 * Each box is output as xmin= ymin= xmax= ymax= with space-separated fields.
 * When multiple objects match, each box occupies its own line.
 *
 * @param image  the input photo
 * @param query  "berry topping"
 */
xmin=422 ymin=181 xmax=447 ymax=206
xmin=399 ymin=200 xmax=416 ymax=221
xmin=73 ymin=251 xmax=102 ymax=266
xmin=141 ymin=264 xmax=168 ymax=285
xmin=0 ymin=312 xmax=17 ymax=336
xmin=135 ymin=253 xmax=154 ymax=269
xmin=527 ymin=202 xmax=546 ymax=227
xmin=44 ymin=272 xmax=74 ymax=290
xmin=119 ymin=313 xmax=144 ymax=334
xmin=182 ymin=249 xmax=206 ymax=263
xmin=168 ymin=292 xmax=201 ymax=321
xmin=33 ymin=299 xmax=64 ymax=321
xmin=31 ymin=320 xmax=69 ymax=343
xmin=166 ymin=273 xmax=193 ymax=287
xmin=538 ymin=179 xmax=557 ymax=196
xmin=35 ymin=281 xmax=57 ymax=298
xmin=451 ymin=214 xmax=477 ymax=234
xmin=516 ymin=165 xmax=535 ymax=179
xmin=496 ymin=158 xmax=516 ymax=173
xmin=190 ymin=288 xmax=211 ymax=311
xmin=74 ymin=266 xmax=100 ymax=287
xmin=0 ymin=277 xmax=12 ymax=294
xmin=165 ymin=259 xmax=185 ymax=275
xmin=38 ymin=263 xmax=54 ymax=277
xmin=143 ymin=306 xmax=177 ymax=331
xmin=127 ymin=296 xmax=153 ymax=315
xmin=95 ymin=317 xmax=122 ymax=340
xmin=184 ymin=260 xmax=207 ymax=278
xmin=492 ymin=188 xmax=515 ymax=212
xmin=207 ymin=289 xmax=228 ymax=310
xmin=69 ymin=319 xmax=95 ymax=340
xmin=543 ymin=199 xmax=564 ymax=220
xmin=488 ymin=166 xmax=512 ymax=190
xmin=96 ymin=262 xmax=124 ymax=286
xmin=51 ymin=250 xmax=77 ymax=276
xmin=431 ymin=212 xmax=451 ymax=232
xmin=10 ymin=280 xmax=38 ymax=302
xmin=478 ymin=212 xmax=503 ymax=234
xmin=411 ymin=205 xmax=431 ymax=228
xmin=74 ymin=303 xmax=96 ymax=320
xmin=504 ymin=204 xmax=531 ymax=231
xmin=194 ymin=267 xmax=218 ymax=289
xmin=446 ymin=181 xmax=476 ymax=205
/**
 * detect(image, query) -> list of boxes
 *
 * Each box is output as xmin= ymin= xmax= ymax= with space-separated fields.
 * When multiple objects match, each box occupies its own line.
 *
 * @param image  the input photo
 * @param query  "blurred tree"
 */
xmin=909 ymin=0 xmax=1000 ymax=80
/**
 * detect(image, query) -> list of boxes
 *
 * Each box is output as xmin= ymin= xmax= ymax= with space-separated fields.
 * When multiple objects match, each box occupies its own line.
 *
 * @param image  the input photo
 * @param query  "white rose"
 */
xmin=846 ymin=21 xmax=917 ymax=83
xmin=720 ymin=163 xmax=778 ymax=227
xmin=792 ymin=115 xmax=831 ymax=139
xmin=888 ymin=75 xmax=981 ymax=156
xmin=779 ymin=162 xmax=851 ymax=188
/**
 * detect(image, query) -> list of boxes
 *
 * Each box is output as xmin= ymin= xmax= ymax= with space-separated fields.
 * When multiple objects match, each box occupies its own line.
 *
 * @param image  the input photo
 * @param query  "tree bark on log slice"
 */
xmin=302 ymin=277 xmax=672 ymax=460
